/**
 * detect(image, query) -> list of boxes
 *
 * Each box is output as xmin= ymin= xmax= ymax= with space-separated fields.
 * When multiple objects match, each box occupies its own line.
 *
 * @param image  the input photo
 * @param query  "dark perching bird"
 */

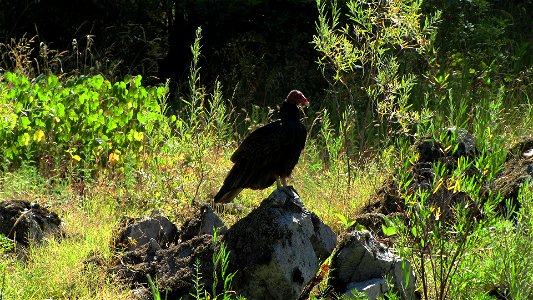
xmin=214 ymin=90 xmax=309 ymax=203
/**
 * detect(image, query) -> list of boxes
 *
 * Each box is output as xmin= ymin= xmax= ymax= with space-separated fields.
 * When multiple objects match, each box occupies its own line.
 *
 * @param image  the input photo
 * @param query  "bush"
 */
xmin=0 ymin=72 xmax=167 ymax=174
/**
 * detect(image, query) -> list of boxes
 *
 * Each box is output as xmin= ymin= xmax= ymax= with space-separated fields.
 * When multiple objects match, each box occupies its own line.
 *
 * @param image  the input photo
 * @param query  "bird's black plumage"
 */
xmin=214 ymin=90 xmax=308 ymax=203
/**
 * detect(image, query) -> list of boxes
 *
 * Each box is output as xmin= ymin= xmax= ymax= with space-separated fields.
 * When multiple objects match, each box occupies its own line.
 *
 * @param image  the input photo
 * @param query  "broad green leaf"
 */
xmin=20 ymin=116 xmax=31 ymax=129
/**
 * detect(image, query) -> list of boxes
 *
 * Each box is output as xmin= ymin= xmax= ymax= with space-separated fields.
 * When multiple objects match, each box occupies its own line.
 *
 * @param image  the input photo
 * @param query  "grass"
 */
xmin=0 ymin=169 xmax=131 ymax=299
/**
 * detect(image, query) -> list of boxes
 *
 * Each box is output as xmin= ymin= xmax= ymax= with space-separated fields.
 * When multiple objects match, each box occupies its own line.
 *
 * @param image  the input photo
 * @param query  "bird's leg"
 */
xmin=276 ymin=176 xmax=295 ymax=198
xmin=276 ymin=177 xmax=283 ymax=190
xmin=276 ymin=177 xmax=288 ymax=189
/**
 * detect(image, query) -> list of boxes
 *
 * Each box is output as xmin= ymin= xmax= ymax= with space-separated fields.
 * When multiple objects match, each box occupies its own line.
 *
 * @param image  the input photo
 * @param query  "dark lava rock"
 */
xmin=363 ymin=128 xmax=483 ymax=226
xmin=493 ymin=138 xmax=533 ymax=217
xmin=0 ymin=199 xmax=62 ymax=247
xmin=179 ymin=205 xmax=226 ymax=242
xmin=114 ymin=212 xmax=178 ymax=251
xmin=329 ymin=230 xmax=416 ymax=300
xmin=110 ymin=206 xmax=229 ymax=299
xmin=109 ymin=234 xmax=215 ymax=299
xmin=416 ymin=139 xmax=445 ymax=163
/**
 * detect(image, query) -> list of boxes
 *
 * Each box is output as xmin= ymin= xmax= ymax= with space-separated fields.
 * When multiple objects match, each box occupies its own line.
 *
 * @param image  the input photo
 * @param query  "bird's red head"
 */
xmin=286 ymin=90 xmax=309 ymax=107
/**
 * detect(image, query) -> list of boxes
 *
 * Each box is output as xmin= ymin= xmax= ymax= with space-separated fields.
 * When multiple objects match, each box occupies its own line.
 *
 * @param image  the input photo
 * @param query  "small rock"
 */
xmin=131 ymin=287 xmax=152 ymax=300
xmin=328 ymin=230 xmax=416 ymax=300
xmin=446 ymin=127 xmax=478 ymax=158
xmin=345 ymin=278 xmax=388 ymax=300
xmin=0 ymin=199 xmax=62 ymax=247
xmin=179 ymin=205 xmax=226 ymax=242
xmin=267 ymin=186 xmax=304 ymax=207
xmin=416 ymin=139 xmax=445 ymax=163
xmin=115 ymin=214 xmax=178 ymax=251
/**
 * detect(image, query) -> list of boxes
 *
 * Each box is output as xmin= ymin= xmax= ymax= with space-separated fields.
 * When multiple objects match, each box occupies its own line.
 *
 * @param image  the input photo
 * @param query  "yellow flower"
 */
xmin=34 ymin=129 xmax=45 ymax=142
xmin=109 ymin=152 xmax=120 ymax=166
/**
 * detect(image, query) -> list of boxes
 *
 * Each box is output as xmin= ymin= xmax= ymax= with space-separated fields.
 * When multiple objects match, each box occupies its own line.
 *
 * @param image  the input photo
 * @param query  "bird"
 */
xmin=214 ymin=90 xmax=309 ymax=203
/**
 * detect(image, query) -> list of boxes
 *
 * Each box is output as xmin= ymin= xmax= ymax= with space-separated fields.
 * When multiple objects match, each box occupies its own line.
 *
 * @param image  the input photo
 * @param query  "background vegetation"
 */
xmin=0 ymin=0 xmax=532 ymax=299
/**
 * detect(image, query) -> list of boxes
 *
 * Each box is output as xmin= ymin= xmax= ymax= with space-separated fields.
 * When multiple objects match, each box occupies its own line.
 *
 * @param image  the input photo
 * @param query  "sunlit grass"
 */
xmin=0 ymin=171 xmax=132 ymax=300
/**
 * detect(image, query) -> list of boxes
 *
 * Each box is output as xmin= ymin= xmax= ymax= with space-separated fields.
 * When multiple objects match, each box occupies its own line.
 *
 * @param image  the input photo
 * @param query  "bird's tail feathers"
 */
xmin=214 ymin=187 xmax=243 ymax=203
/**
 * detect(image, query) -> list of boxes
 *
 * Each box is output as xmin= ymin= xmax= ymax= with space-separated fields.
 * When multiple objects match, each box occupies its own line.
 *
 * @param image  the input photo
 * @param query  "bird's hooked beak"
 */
xmin=300 ymin=96 xmax=309 ymax=107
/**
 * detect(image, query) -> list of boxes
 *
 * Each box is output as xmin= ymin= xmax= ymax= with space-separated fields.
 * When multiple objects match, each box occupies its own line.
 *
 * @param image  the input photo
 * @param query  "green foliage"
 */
xmin=189 ymin=230 xmax=238 ymax=300
xmin=147 ymin=274 xmax=168 ymax=300
xmin=335 ymin=212 xmax=356 ymax=229
xmin=0 ymin=235 xmax=14 ymax=254
xmin=465 ymin=185 xmax=533 ymax=299
xmin=212 ymin=230 xmax=237 ymax=299
xmin=391 ymin=133 xmax=508 ymax=300
xmin=313 ymin=0 xmax=439 ymax=137
xmin=0 ymin=72 xmax=167 ymax=175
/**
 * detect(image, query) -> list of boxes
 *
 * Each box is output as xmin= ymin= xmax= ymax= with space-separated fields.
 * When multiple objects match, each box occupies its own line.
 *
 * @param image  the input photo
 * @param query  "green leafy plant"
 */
xmin=313 ymin=0 xmax=440 ymax=141
xmin=212 ymin=229 xmax=237 ymax=299
xmin=189 ymin=229 xmax=238 ymax=300
xmin=393 ymin=137 xmax=503 ymax=300
xmin=0 ymin=235 xmax=14 ymax=254
xmin=335 ymin=212 xmax=356 ymax=229
xmin=147 ymin=274 xmax=167 ymax=300
xmin=0 ymin=72 xmax=167 ymax=176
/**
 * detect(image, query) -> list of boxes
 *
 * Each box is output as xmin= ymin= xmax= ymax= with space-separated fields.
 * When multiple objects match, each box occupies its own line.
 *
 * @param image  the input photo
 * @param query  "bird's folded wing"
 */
xmin=230 ymin=121 xmax=285 ymax=163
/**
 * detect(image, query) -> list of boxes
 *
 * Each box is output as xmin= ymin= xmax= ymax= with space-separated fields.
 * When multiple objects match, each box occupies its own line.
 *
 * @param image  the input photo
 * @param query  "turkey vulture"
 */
xmin=214 ymin=90 xmax=309 ymax=203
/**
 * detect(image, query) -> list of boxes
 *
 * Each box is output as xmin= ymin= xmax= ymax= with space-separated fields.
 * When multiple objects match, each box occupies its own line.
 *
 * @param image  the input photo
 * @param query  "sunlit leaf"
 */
xmin=34 ymin=129 xmax=45 ymax=142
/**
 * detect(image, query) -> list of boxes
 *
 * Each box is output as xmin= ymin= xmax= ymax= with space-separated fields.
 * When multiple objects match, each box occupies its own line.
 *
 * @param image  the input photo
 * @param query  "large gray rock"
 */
xmin=329 ymin=230 xmax=416 ymax=300
xmin=222 ymin=187 xmax=337 ymax=300
xmin=0 ymin=200 xmax=62 ymax=247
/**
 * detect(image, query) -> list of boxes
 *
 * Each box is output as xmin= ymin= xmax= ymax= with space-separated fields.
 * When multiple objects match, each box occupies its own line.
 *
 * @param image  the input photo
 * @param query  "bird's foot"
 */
xmin=277 ymin=185 xmax=296 ymax=197
xmin=270 ymin=185 xmax=303 ymax=207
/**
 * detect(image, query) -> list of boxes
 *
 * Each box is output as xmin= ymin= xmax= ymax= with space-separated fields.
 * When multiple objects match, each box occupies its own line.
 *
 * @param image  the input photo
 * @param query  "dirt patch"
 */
xmin=109 ymin=234 xmax=215 ymax=299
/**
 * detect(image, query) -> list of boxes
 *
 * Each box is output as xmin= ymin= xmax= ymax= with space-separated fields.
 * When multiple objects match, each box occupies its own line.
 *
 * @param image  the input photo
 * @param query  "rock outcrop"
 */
xmin=110 ymin=188 xmax=338 ymax=300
